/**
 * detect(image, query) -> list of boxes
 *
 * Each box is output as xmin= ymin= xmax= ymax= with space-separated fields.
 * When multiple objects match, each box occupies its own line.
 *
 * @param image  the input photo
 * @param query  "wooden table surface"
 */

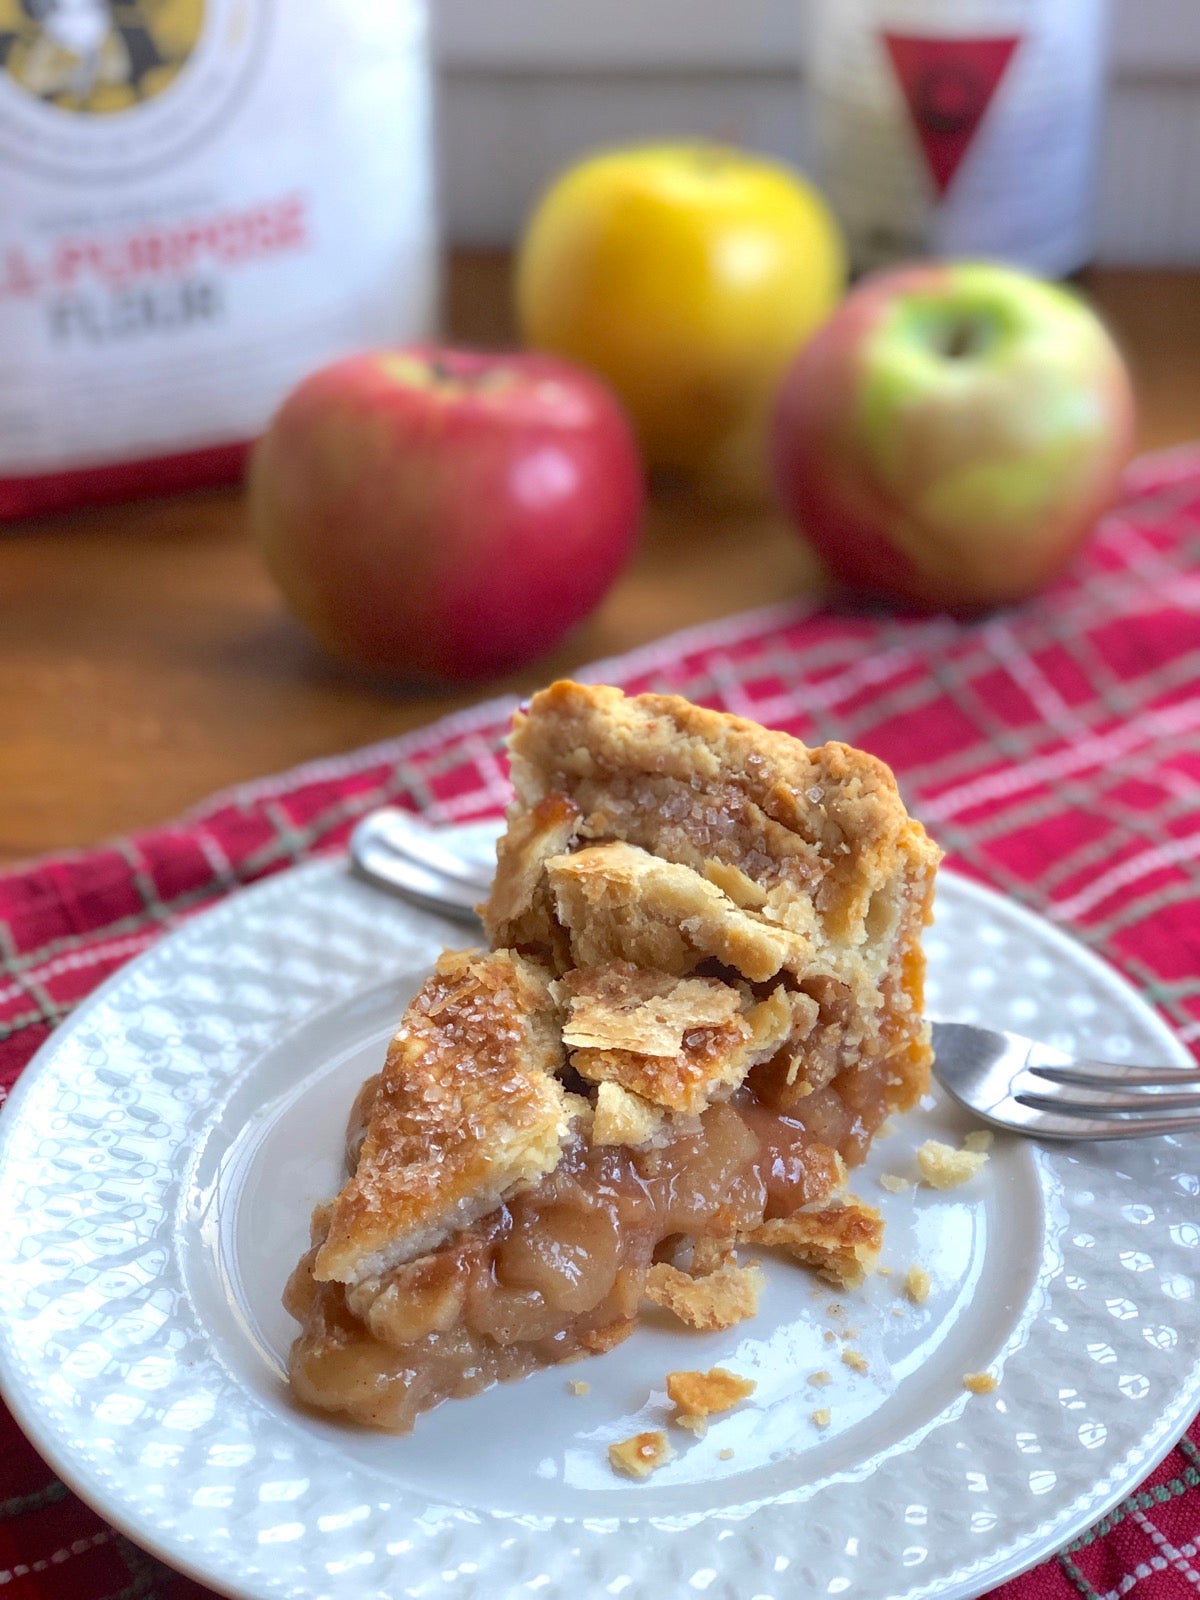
xmin=3 ymin=254 xmax=1199 ymax=867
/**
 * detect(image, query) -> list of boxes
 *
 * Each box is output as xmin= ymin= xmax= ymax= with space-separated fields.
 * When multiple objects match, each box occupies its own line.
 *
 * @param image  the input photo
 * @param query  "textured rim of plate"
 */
xmin=0 ymin=849 xmax=1195 ymax=1600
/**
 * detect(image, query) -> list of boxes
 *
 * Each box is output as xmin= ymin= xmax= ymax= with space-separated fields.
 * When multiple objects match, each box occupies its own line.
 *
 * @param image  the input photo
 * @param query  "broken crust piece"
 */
xmin=563 ymin=966 xmax=806 ymax=1116
xmin=591 ymin=1081 xmax=667 ymax=1147
xmin=547 ymin=842 xmax=812 ymax=983
xmin=750 ymin=1196 xmax=884 ymax=1288
xmin=609 ymin=1430 xmax=674 ymax=1479
xmin=559 ymin=961 xmax=744 ymax=1055
xmin=313 ymin=949 xmax=580 ymax=1283
xmin=667 ymin=1367 xmax=757 ymax=1435
xmin=482 ymin=792 xmax=582 ymax=955
xmin=645 ymin=1260 xmax=765 ymax=1331
xmin=917 ymin=1139 xmax=989 ymax=1191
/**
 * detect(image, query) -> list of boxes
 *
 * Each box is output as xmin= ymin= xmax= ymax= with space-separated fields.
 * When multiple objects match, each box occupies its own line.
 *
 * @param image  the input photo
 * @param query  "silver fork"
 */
xmin=349 ymin=808 xmax=1200 ymax=1142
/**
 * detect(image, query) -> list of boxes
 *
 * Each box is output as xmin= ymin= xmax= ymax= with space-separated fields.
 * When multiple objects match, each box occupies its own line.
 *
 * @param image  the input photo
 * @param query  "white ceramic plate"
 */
xmin=0 ymin=824 xmax=1196 ymax=1600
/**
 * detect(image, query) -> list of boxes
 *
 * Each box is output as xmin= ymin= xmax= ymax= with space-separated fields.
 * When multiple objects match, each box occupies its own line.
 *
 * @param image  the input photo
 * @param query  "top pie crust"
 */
xmin=487 ymin=681 xmax=940 ymax=993
xmin=313 ymin=948 xmax=582 ymax=1285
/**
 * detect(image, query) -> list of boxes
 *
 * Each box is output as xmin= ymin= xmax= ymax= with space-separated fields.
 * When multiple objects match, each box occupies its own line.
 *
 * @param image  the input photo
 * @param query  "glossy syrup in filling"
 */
xmin=284 ymin=1055 xmax=892 ymax=1434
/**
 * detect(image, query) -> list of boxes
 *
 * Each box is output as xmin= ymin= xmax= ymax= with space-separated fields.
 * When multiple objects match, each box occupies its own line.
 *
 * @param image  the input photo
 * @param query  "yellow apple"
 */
xmin=516 ymin=142 xmax=845 ymax=494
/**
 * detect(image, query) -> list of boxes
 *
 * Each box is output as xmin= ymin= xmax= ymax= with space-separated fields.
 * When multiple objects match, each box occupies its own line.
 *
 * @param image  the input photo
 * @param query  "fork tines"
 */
xmin=1017 ymin=1056 xmax=1200 ymax=1119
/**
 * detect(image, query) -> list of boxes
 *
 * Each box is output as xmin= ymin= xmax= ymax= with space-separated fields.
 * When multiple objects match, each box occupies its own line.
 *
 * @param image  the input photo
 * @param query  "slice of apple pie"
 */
xmin=285 ymin=681 xmax=940 ymax=1431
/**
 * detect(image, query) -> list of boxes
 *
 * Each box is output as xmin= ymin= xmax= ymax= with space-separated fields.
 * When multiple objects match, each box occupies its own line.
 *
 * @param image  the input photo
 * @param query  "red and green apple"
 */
xmin=770 ymin=262 xmax=1135 ymax=609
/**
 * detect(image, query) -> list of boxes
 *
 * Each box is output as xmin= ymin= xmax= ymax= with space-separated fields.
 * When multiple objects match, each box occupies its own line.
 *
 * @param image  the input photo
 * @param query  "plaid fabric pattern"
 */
xmin=0 ymin=446 xmax=1197 ymax=1599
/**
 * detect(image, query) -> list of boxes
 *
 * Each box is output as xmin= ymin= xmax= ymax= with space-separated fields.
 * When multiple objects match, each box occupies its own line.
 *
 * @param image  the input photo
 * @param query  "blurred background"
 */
xmin=2 ymin=0 xmax=1198 ymax=866
xmin=436 ymin=0 xmax=1199 ymax=262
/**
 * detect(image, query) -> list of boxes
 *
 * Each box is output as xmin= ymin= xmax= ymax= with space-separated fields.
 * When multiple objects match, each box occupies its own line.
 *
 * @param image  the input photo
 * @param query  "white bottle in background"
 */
xmin=808 ymin=0 xmax=1110 ymax=277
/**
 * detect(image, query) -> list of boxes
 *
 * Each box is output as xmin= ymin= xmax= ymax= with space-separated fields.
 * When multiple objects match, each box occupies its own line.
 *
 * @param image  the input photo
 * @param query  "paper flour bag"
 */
xmin=0 ymin=0 xmax=436 ymax=519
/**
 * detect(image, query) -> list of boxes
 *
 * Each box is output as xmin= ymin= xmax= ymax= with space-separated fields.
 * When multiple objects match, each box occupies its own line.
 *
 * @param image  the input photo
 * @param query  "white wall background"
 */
xmin=433 ymin=0 xmax=1200 ymax=264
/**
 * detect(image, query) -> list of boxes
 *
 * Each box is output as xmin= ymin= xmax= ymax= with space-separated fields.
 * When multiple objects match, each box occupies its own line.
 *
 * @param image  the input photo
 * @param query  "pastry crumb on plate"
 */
xmin=644 ymin=1260 xmax=764 ymax=1331
xmin=666 ymin=1366 xmax=755 ymax=1433
xmin=751 ymin=1197 xmax=883 ymax=1287
xmin=917 ymin=1138 xmax=989 ymax=1190
xmin=905 ymin=1265 xmax=932 ymax=1304
xmin=609 ymin=1430 xmax=674 ymax=1478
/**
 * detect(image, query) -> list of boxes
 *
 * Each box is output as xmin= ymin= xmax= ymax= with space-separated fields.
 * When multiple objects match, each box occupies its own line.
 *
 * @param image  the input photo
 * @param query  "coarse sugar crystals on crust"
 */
xmin=486 ymin=681 xmax=941 ymax=1121
xmin=313 ymin=948 xmax=582 ymax=1285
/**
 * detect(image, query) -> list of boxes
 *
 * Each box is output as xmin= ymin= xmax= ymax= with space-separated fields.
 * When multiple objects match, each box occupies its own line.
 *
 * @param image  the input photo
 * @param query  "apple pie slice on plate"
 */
xmin=285 ymin=681 xmax=941 ymax=1433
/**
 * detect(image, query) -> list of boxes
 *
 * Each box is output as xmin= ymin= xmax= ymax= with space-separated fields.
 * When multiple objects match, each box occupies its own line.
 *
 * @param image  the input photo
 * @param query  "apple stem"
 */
xmin=938 ymin=318 xmax=988 ymax=360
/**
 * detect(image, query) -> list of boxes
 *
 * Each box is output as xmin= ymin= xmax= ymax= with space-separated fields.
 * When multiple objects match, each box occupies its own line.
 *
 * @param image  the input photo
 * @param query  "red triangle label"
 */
xmin=882 ymin=32 xmax=1021 ymax=197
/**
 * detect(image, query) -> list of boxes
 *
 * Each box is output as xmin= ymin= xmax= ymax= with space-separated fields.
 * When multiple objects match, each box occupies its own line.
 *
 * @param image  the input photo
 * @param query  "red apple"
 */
xmin=248 ymin=347 xmax=644 ymax=680
xmin=770 ymin=262 xmax=1135 ymax=609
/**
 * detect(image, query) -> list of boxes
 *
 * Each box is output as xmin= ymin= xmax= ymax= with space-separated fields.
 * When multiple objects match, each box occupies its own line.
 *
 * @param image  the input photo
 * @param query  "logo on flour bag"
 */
xmin=0 ymin=0 xmax=269 ymax=178
xmin=0 ymin=0 xmax=204 ymax=112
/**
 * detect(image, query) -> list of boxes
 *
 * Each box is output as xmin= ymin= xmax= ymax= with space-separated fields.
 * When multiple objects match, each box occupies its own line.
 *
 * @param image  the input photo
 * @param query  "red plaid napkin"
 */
xmin=1 ymin=447 xmax=1198 ymax=1600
